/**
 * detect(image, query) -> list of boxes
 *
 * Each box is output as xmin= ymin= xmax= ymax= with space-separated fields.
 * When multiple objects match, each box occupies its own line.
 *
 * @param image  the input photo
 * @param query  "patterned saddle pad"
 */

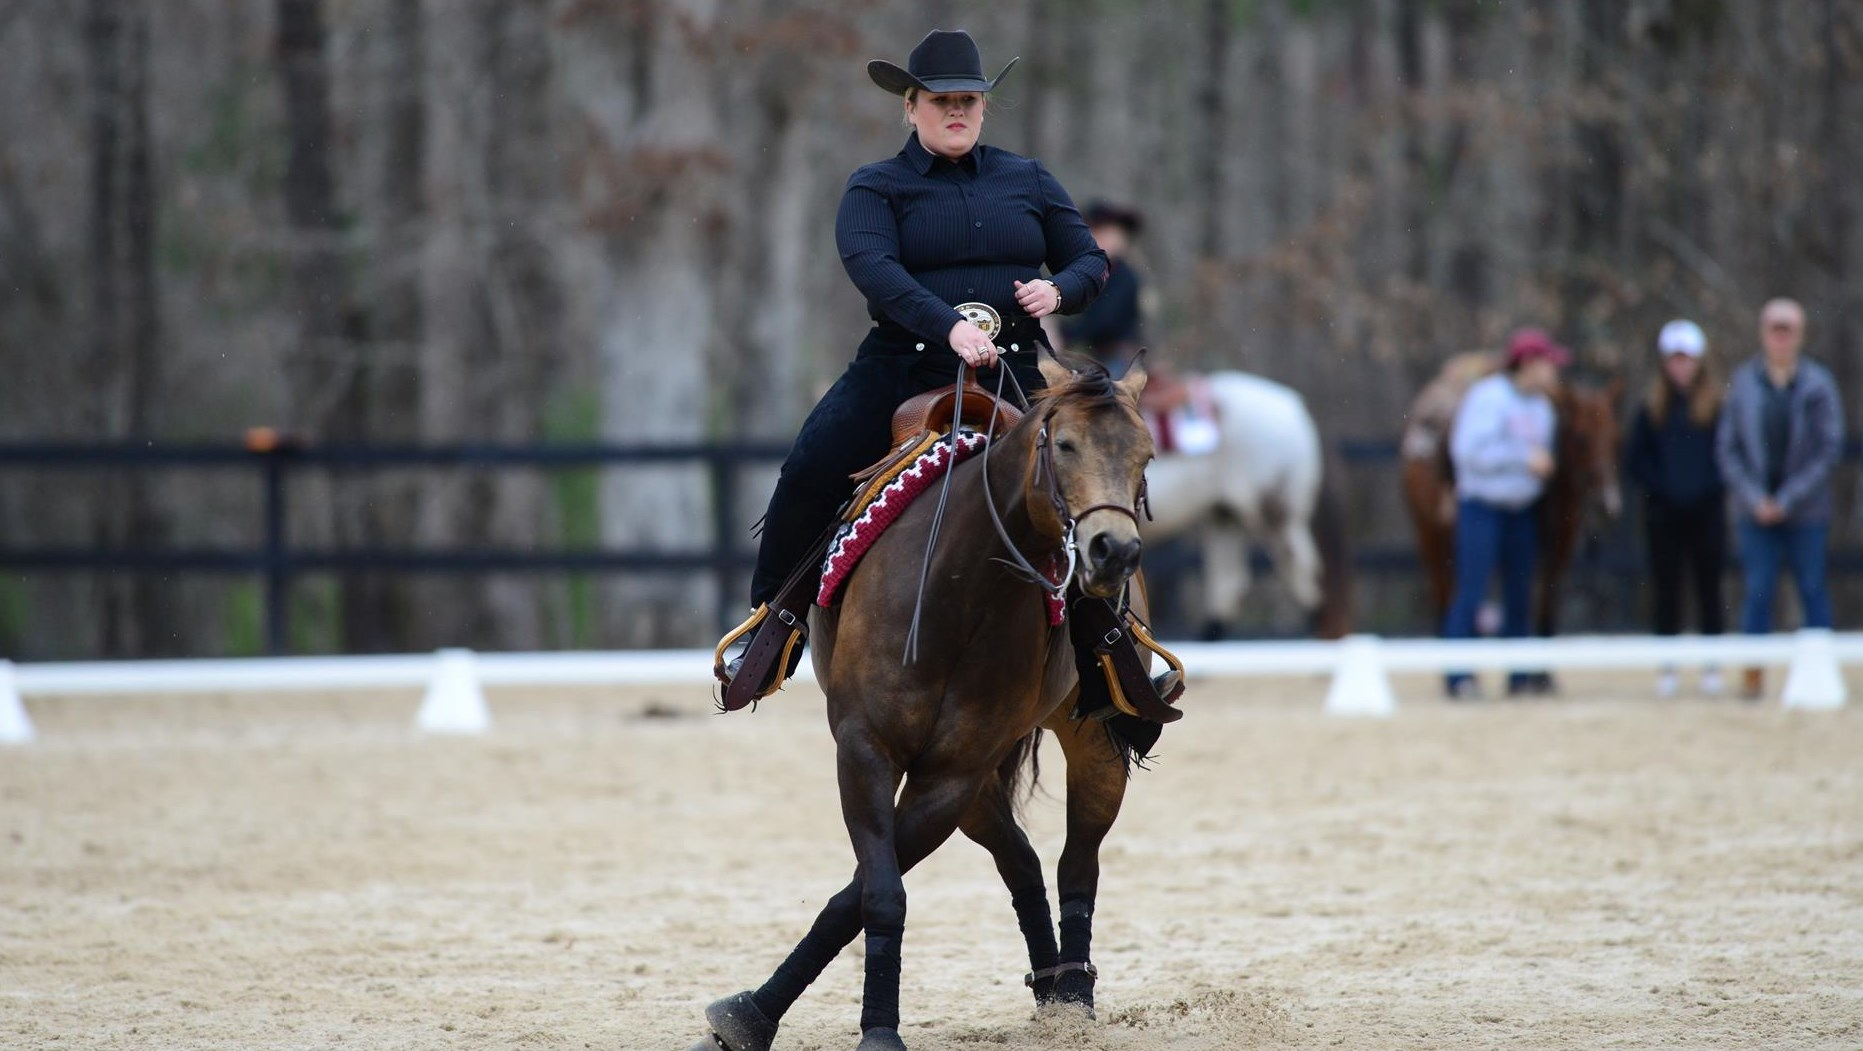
xmin=817 ymin=430 xmax=1064 ymax=624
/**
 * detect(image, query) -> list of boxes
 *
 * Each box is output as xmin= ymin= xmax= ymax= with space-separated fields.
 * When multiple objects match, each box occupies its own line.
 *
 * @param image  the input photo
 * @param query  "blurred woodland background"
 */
xmin=1 ymin=0 xmax=1860 ymax=658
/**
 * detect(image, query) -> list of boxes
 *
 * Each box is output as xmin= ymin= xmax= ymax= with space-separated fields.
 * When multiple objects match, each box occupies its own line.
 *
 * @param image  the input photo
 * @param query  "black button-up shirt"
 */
xmin=835 ymin=133 xmax=1109 ymax=347
xmin=1061 ymin=258 xmax=1142 ymax=357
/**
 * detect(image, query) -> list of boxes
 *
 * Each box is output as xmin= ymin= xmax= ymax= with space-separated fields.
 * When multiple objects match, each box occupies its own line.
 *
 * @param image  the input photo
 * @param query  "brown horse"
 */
xmin=692 ymin=356 xmax=1160 ymax=1051
xmin=1402 ymin=353 xmax=1623 ymax=649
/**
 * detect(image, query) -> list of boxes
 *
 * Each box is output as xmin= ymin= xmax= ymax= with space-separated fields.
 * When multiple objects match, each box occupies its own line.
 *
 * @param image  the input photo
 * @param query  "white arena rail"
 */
xmin=0 ymin=630 xmax=1851 ymax=744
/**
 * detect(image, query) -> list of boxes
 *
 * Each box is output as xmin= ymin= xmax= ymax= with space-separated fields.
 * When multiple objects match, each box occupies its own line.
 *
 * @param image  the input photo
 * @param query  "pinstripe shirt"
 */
xmin=835 ymin=133 xmax=1110 ymax=347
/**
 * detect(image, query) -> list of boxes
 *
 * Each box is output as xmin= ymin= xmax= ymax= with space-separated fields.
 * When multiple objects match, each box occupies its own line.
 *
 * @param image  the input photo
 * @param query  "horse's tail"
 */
xmin=998 ymin=728 xmax=1044 ymax=817
xmin=1311 ymin=448 xmax=1354 ymax=640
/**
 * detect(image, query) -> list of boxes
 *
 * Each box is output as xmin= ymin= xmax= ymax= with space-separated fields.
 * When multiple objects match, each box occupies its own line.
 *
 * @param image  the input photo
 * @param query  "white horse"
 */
xmin=1141 ymin=370 xmax=1350 ymax=638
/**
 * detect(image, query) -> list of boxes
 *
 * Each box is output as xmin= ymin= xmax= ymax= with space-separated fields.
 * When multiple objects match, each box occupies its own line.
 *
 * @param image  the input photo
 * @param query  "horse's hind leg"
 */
xmin=958 ymin=769 xmax=1061 ymax=1005
xmin=1040 ymin=710 xmax=1132 ymax=1013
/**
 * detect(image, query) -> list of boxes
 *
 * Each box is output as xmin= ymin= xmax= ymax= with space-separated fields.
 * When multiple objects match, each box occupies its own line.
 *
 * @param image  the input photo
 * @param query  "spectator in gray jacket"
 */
xmin=1715 ymin=298 xmax=1843 ymax=698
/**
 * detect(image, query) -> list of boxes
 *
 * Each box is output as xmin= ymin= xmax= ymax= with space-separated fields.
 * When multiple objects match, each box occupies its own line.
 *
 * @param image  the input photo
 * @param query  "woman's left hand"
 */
xmin=1014 ymin=279 xmax=1062 ymax=318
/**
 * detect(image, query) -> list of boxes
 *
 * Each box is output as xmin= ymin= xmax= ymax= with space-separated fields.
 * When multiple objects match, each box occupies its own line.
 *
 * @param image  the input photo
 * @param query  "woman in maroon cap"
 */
xmin=1441 ymin=328 xmax=1568 ymax=698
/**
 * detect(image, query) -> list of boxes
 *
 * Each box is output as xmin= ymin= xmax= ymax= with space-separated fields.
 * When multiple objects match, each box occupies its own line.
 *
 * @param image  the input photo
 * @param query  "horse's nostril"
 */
xmin=1088 ymin=533 xmax=1141 ymax=570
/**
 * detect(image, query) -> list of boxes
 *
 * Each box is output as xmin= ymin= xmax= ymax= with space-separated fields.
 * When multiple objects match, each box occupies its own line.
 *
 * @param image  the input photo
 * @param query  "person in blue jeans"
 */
xmin=1715 ymin=298 xmax=1844 ymax=699
xmin=1442 ymin=328 xmax=1568 ymax=698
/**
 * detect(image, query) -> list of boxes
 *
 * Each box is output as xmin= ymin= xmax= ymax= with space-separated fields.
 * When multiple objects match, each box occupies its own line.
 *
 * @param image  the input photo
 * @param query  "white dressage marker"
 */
xmin=0 ymin=660 xmax=33 ymax=744
xmin=1323 ymin=635 xmax=1397 ymax=717
xmin=417 ymin=648 xmax=492 ymax=734
xmin=1782 ymin=628 xmax=1847 ymax=711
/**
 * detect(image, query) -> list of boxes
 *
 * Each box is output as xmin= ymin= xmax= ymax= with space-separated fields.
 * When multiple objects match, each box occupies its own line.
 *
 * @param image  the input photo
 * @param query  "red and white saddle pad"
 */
xmin=817 ymin=430 xmax=1066 ymax=625
xmin=1142 ymin=377 xmax=1221 ymax=455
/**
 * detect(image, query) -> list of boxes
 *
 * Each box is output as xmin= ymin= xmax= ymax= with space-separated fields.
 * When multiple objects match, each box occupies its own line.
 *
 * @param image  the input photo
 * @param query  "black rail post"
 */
xmin=247 ymin=429 xmax=297 ymax=655
xmin=710 ymin=449 xmax=739 ymax=632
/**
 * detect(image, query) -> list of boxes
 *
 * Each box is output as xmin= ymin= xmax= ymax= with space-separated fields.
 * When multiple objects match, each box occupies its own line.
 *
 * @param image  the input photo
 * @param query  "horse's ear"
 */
xmin=1115 ymin=348 xmax=1149 ymax=402
xmin=1037 ymin=352 xmax=1072 ymax=390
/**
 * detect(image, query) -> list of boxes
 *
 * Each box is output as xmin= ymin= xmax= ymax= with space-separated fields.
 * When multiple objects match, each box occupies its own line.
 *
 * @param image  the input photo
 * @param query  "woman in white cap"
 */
xmin=1624 ymin=319 xmax=1727 ymax=696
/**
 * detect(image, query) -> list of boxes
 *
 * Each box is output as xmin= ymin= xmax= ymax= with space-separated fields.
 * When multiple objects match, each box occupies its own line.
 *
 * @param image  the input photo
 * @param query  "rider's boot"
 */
xmin=1068 ymin=594 xmax=1186 ymax=725
xmin=714 ymin=602 xmax=811 ymax=711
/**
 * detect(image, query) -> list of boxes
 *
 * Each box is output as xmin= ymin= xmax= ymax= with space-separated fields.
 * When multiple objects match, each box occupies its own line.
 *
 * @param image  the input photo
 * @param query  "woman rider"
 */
xmin=719 ymin=29 xmax=1177 ymax=721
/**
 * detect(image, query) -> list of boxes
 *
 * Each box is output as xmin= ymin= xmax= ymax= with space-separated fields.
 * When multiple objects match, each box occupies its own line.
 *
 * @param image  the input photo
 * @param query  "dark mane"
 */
xmin=1032 ymin=350 xmax=1132 ymax=409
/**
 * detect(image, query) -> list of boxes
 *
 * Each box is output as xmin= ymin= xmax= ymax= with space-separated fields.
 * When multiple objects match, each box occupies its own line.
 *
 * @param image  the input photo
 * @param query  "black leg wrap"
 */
xmin=859 ymin=927 xmax=904 ymax=1033
xmin=1054 ymin=896 xmax=1096 ymax=1006
xmin=1011 ymin=886 xmax=1060 ymax=1001
xmin=751 ymin=884 xmax=862 ymax=1021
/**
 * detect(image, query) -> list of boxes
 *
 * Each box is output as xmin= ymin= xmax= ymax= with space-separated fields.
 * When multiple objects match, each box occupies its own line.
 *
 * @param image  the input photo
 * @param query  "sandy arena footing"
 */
xmin=4 ymin=671 xmax=1861 ymax=1049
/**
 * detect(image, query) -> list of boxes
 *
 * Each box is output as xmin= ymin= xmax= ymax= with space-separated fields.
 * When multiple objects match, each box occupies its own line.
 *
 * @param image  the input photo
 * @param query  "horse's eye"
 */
xmin=1056 ymin=439 xmax=1078 ymax=455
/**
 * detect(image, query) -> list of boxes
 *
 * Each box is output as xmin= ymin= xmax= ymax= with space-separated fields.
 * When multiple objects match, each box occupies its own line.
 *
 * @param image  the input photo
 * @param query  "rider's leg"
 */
xmin=723 ymin=354 xmax=913 ymax=696
xmin=749 ymin=357 xmax=911 ymax=606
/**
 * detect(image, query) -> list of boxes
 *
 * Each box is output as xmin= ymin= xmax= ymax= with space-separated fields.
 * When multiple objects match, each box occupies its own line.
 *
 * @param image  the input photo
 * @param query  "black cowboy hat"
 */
xmin=867 ymin=29 xmax=1018 ymax=96
xmin=1083 ymin=200 xmax=1145 ymax=235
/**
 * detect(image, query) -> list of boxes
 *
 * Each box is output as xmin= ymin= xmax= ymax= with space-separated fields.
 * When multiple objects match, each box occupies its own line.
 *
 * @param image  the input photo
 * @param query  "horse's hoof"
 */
xmin=856 ymin=1027 xmax=908 ymax=1051
xmin=1049 ymin=968 xmax=1096 ymax=1017
xmin=701 ymin=991 xmax=777 ymax=1051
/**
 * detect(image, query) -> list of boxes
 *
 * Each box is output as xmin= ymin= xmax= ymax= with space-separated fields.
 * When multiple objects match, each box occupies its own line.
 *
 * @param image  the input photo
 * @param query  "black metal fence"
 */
xmin=4 ymin=436 xmax=1860 ymax=652
xmin=0 ymin=437 xmax=790 ymax=653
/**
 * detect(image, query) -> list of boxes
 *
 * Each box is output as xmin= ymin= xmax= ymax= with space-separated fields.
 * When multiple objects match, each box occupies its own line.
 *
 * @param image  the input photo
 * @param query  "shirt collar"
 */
xmin=904 ymin=132 xmax=982 ymax=176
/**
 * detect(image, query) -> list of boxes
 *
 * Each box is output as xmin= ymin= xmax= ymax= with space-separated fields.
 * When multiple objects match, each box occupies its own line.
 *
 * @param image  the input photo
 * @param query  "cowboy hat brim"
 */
xmin=867 ymin=56 xmax=1019 ymax=96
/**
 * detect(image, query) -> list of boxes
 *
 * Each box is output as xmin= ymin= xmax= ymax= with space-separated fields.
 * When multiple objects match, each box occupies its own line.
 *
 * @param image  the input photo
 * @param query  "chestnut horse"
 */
xmin=1402 ymin=353 xmax=1623 ymax=647
xmin=692 ymin=356 xmax=1161 ymax=1051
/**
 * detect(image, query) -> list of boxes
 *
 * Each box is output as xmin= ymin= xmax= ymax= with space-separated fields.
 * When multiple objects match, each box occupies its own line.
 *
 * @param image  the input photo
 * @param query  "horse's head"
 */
xmin=1033 ymin=354 xmax=1155 ymax=598
xmin=1558 ymin=378 xmax=1624 ymax=520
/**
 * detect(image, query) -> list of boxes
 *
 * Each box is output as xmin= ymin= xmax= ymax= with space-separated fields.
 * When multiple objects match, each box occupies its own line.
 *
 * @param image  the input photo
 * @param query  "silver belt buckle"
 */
xmin=955 ymin=302 xmax=1002 ymax=341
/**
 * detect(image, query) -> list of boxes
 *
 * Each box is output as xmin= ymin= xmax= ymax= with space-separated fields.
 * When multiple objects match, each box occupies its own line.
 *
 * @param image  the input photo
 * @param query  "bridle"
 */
xmin=980 ymin=360 xmax=1151 ymax=603
xmin=902 ymin=353 xmax=1149 ymax=663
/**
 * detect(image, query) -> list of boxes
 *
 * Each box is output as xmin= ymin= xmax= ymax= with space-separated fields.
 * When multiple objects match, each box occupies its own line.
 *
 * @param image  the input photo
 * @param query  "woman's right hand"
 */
xmin=947 ymin=319 xmax=999 ymax=368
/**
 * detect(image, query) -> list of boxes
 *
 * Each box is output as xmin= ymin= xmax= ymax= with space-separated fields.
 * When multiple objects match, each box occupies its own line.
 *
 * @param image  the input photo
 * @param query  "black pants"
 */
xmin=1644 ymin=497 xmax=1727 ymax=636
xmin=749 ymin=326 xmax=1047 ymax=605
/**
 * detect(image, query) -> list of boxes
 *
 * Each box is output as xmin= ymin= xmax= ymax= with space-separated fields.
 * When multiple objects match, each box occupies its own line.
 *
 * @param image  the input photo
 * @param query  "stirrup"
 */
xmin=1092 ymin=613 xmax=1186 ymax=722
xmin=713 ymin=604 xmax=806 ymax=711
xmin=1126 ymin=617 xmax=1187 ymax=704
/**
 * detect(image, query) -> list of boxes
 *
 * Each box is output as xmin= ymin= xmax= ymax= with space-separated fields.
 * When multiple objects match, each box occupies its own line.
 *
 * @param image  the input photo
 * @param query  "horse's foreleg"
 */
xmin=1273 ymin=517 xmax=1324 ymax=614
xmin=840 ymin=734 xmax=979 ymax=1048
xmin=1042 ymin=712 xmax=1131 ymax=1013
xmin=958 ymin=776 xmax=1061 ymax=1005
xmin=718 ymin=878 xmax=862 ymax=1045
xmin=1198 ymin=518 xmax=1250 ymax=641
xmin=706 ymin=763 xmax=990 ymax=1051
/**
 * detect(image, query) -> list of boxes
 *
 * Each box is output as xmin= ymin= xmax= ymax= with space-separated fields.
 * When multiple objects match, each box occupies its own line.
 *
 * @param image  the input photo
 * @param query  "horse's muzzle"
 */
xmin=1082 ymin=532 xmax=1142 ymax=596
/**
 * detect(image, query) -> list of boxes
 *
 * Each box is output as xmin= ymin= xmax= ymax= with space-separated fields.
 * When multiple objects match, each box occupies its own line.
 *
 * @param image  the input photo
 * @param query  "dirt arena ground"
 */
xmin=4 ymin=669 xmax=1861 ymax=1050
